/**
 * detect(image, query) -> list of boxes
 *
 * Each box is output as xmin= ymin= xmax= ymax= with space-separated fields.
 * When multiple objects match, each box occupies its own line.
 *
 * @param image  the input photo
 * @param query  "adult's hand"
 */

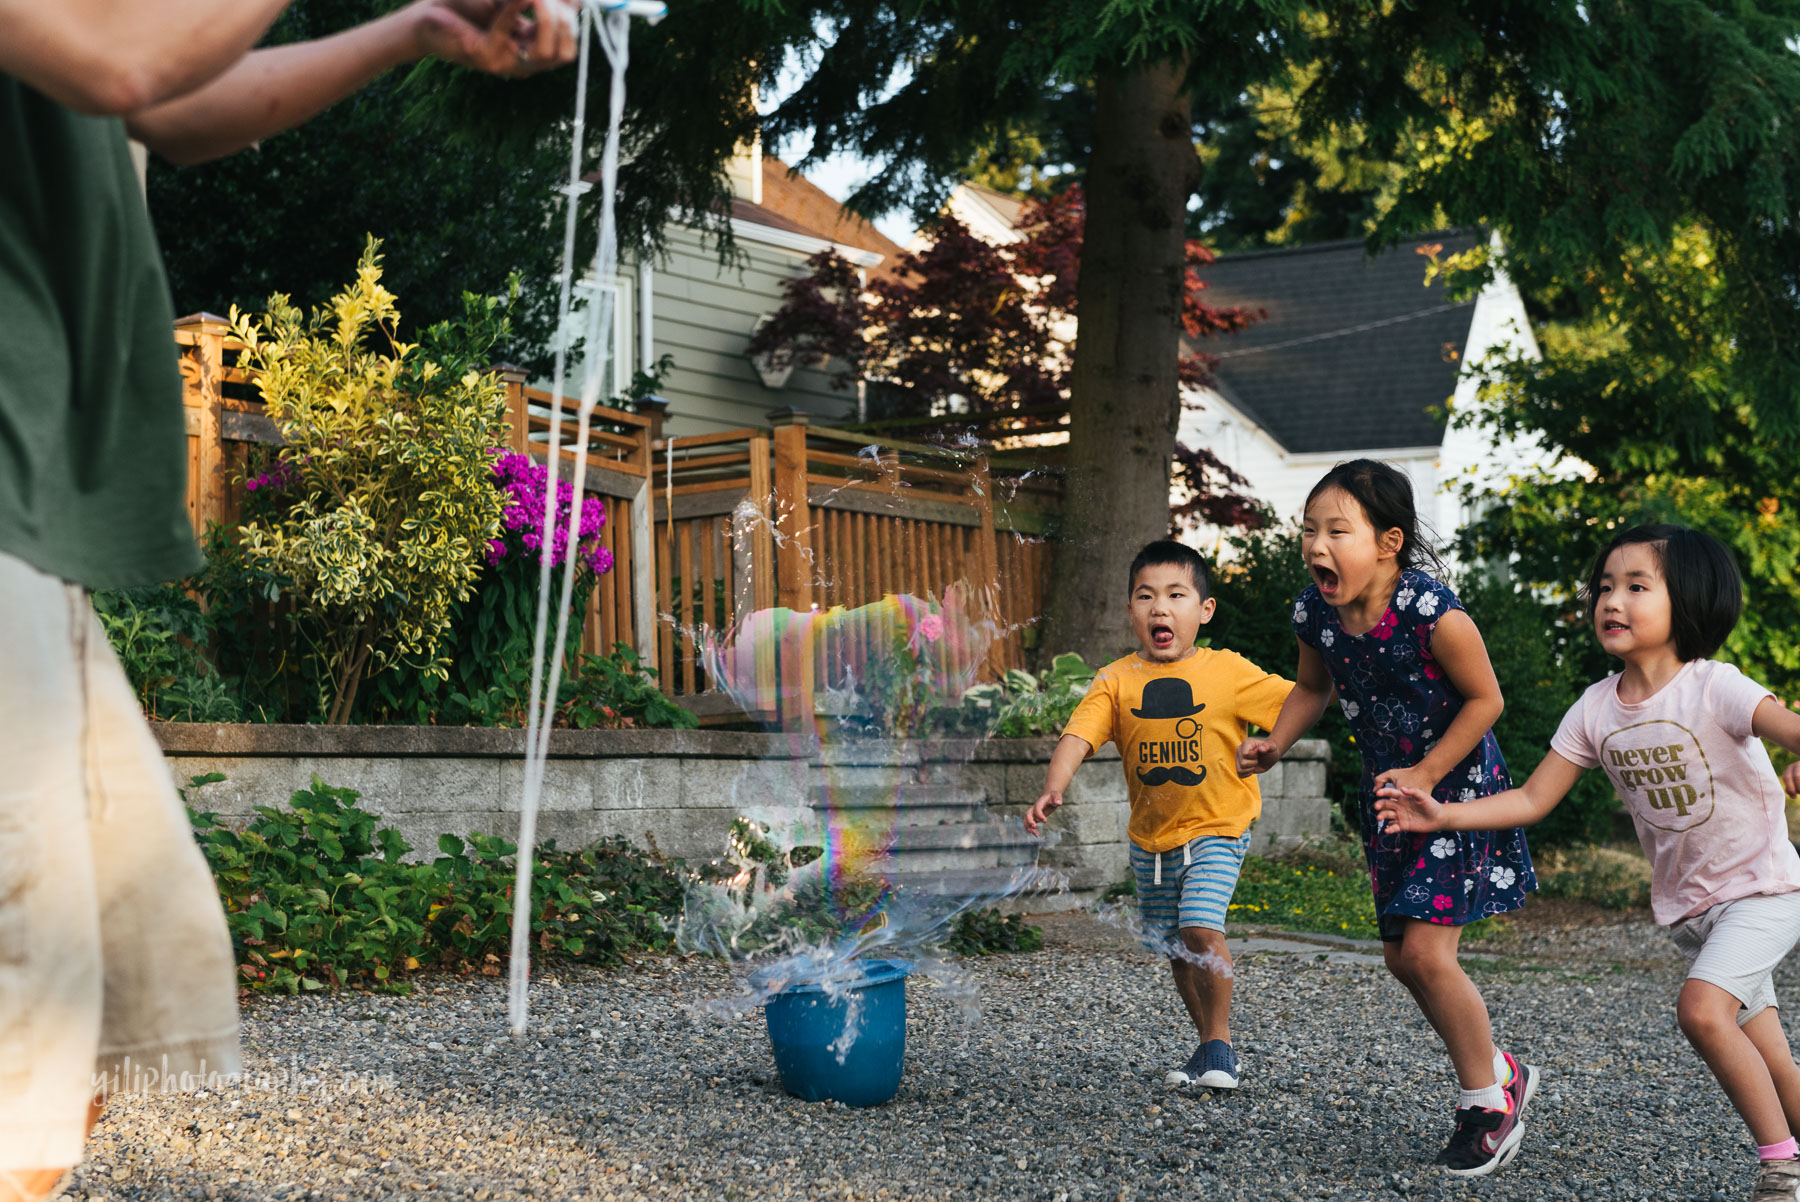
xmin=414 ymin=0 xmax=580 ymax=78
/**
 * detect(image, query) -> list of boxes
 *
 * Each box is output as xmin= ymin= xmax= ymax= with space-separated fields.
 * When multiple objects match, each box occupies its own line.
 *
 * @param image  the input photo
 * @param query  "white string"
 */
xmin=510 ymin=5 xmax=633 ymax=1038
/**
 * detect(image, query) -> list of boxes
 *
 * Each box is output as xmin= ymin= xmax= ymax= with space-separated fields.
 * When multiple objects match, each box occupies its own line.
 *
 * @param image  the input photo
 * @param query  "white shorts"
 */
xmin=0 ymin=552 xmax=241 ymax=1170
xmin=1669 ymin=891 xmax=1800 ymax=1026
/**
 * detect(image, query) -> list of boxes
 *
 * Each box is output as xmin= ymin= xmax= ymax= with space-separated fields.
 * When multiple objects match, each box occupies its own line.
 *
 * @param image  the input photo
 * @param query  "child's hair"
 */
xmin=1304 ymin=458 xmax=1444 ymax=574
xmin=1582 ymin=524 xmax=1742 ymax=661
xmin=1128 ymin=540 xmax=1210 ymax=598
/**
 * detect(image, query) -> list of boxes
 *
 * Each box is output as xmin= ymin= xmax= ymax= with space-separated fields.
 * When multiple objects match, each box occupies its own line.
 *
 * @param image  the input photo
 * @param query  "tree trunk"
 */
xmin=1042 ymin=61 xmax=1198 ymax=666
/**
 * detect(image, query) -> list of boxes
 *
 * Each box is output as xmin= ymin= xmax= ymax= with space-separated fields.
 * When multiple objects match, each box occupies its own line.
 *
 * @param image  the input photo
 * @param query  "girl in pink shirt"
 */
xmin=1378 ymin=524 xmax=1800 ymax=1202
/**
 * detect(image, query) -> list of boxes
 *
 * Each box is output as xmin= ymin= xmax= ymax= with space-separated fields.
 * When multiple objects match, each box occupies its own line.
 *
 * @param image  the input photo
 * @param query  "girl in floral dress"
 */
xmin=1237 ymin=459 xmax=1538 ymax=1179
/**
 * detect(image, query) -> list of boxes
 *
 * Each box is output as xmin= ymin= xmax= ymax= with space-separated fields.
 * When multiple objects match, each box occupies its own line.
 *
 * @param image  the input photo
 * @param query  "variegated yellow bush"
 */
xmin=230 ymin=238 xmax=510 ymax=724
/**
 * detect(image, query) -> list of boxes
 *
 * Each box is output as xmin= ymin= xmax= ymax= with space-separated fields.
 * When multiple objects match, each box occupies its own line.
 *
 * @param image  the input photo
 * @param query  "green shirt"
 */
xmin=0 ymin=75 xmax=201 ymax=588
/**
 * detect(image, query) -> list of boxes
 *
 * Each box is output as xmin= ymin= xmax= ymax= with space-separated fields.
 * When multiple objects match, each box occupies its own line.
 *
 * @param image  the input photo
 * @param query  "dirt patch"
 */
xmin=1024 ymin=908 xmax=1139 ymax=952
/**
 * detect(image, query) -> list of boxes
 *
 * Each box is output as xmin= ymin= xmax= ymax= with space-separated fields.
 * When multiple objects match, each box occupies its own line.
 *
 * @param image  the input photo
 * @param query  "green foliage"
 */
xmin=148 ymin=0 xmax=573 ymax=373
xmin=1454 ymin=573 xmax=1619 ymax=848
xmin=944 ymin=909 xmax=1044 ymax=955
xmin=184 ymin=774 xmax=684 ymax=994
xmin=964 ymin=653 xmax=1097 ymax=738
xmin=90 ymin=586 xmax=242 ymax=723
xmin=1229 ymin=850 xmax=1379 ymax=939
xmin=359 ymin=549 xmax=577 ymax=727
xmin=228 ymin=240 xmax=512 ymax=724
xmin=1534 ymin=845 xmax=1653 ymax=911
xmin=561 ymin=644 xmax=699 ymax=730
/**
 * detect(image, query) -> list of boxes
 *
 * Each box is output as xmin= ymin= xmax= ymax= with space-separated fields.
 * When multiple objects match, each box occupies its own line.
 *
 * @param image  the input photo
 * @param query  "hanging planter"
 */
xmin=762 ymin=959 xmax=914 ymax=1106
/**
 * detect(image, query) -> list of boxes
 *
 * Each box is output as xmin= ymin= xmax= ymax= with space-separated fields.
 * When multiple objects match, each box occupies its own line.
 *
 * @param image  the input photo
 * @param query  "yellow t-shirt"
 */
xmin=1062 ymin=649 xmax=1293 ymax=852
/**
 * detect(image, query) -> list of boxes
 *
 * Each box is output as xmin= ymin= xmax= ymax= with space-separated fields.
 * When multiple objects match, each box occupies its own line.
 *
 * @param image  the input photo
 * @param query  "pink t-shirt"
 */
xmin=1551 ymin=659 xmax=1800 ymax=925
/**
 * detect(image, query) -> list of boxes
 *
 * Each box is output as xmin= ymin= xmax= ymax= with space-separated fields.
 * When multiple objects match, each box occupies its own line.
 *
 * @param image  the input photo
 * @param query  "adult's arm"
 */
xmin=128 ymin=0 xmax=577 ymax=166
xmin=0 ymin=0 xmax=291 ymax=116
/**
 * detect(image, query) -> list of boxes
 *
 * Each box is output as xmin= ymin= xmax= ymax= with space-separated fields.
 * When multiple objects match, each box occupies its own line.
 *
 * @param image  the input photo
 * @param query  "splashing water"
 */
xmin=1092 ymin=899 xmax=1237 ymax=979
xmin=678 ymin=582 xmax=1065 ymax=1032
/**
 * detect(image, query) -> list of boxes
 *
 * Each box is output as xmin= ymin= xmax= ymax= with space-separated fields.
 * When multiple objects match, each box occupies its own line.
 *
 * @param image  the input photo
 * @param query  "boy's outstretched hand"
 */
xmin=1023 ymin=791 xmax=1062 ymax=836
xmin=1373 ymin=783 xmax=1446 ymax=834
xmin=1237 ymin=738 xmax=1280 ymax=777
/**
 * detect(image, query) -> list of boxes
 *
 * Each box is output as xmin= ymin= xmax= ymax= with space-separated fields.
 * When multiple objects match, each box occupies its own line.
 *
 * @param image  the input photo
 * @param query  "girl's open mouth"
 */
xmin=1150 ymin=623 xmax=1176 ymax=649
xmin=1602 ymin=620 xmax=1629 ymax=633
xmin=1315 ymin=567 xmax=1340 ymax=596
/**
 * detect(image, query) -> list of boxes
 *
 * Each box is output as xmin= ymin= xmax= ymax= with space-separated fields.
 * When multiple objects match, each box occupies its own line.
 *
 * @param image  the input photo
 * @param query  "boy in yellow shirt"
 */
xmin=1024 ymin=540 xmax=1291 ymax=1089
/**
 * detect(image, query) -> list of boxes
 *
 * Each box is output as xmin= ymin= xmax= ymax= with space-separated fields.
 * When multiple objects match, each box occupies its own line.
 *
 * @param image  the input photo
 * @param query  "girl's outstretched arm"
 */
xmin=1751 ymin=697 xmax=1800 ymax=797
xmin=1375 ymin=751 xmax=1586 ymax=833
xmin=1238 ymin=638 xmax=1331 ymax=775
xmin=1372 ymin=608 xmax=1502 ymax=797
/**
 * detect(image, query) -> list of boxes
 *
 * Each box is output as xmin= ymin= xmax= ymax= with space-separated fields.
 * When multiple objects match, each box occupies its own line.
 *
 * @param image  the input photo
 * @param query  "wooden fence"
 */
xmin=650 ymin=412 xmax=1058 ymax=719
xmin=175 ymin=314 xmax=1060 ymax=721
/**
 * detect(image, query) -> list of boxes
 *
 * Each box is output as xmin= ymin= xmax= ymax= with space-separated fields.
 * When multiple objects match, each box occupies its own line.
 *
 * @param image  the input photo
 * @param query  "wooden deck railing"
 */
xmin=175 ymin=315 xmax=1061 ymax=721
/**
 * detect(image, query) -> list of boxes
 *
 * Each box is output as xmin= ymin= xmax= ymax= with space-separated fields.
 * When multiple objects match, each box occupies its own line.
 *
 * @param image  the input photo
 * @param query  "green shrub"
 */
xmin=561 ymin=643 xmax=698 ymax=730
xmin=227 ymin=239 xmax=513 ymax=724
xmin=1455 ymin=573 xmax=1620 ymax=849
xmin=1533 ymin=844 xmax=1653 ymax=910
xmin=964 ymin=653 xmax=1097 ymax=738
xmin=92 ymin=586 xmax=242 ymax=723
xmin=184 ymin=774 xmax=684 ymax=994
xmin=1230 ymin=850 xmax=1380 ymax=939
xmin=944 ymin=909 xmax=1044 ymax=955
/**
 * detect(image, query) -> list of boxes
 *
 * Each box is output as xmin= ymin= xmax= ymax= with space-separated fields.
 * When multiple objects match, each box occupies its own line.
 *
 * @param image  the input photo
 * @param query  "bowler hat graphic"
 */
xmin=1131 ymin=677 xmax=1206 ymax=720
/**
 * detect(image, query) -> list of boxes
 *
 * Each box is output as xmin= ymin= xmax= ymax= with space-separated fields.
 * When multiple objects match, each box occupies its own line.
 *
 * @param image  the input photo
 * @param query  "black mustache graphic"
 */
xmin=1136 ymin=765 xmax=1207 ymax=787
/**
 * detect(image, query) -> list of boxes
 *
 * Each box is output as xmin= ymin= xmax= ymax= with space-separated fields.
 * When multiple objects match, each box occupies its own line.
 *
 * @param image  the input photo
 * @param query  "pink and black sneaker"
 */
xmin=1434 ymin=1100 xmax=1525 ymax=1178
xmin=1503 ymin=1051 xmax=1540 ymax=1121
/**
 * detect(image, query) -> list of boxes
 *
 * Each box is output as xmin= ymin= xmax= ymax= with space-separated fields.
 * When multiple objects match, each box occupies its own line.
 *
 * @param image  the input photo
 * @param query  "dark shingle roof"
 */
xmin=1192 ymin=231 xmax=1482 ymax=454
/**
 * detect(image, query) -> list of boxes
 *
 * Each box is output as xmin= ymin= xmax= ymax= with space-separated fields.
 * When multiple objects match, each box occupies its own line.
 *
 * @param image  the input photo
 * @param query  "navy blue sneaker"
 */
xmin=1166 ymin=1039 xmax=1239 ymax=1089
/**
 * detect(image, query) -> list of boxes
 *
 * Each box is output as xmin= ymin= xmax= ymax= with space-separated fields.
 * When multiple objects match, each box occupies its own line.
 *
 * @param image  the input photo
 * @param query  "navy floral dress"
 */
xmin=1292 ymin=569 xmax=1535 ymax=940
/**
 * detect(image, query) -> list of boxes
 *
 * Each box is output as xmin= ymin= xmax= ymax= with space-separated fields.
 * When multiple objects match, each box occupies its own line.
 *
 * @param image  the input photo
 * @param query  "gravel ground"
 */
xmin=67 ymin=905 xmax=1781 ymax=1202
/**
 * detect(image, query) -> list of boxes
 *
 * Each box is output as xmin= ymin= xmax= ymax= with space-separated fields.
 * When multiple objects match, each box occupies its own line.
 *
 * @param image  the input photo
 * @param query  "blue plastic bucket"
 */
xmin=763 ymin=959 xmax=913 ymax=1107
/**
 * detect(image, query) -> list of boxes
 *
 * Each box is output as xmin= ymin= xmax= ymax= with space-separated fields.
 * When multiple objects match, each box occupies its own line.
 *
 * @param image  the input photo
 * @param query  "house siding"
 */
xmin=644 ymin=225 xmax=858 ymax=437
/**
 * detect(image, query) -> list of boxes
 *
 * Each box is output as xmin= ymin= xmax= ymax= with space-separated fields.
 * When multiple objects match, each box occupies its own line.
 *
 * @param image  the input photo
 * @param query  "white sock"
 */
xmin=1493 ymin=1047 xmax=1511 ymax=1085
xmin=1460 ymin=1083 xmax=1508 ymax=1111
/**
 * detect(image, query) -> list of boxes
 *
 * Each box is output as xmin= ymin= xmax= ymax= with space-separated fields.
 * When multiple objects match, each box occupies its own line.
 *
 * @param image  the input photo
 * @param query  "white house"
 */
xmin=1179 ymin=230 xmax=1550 ymax=554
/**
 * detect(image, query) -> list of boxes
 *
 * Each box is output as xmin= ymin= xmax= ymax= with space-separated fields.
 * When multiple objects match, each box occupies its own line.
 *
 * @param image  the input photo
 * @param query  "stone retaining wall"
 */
xmin=155 ymin=725 xmax=1334 ymax=906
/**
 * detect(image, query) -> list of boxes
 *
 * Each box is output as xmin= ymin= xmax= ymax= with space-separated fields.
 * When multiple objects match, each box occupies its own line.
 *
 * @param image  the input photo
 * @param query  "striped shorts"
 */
xmin=1130 ymin=830 xmax=1254 ymax=951
xmin=1669 ymin=890 xmax=1800 ymax=1025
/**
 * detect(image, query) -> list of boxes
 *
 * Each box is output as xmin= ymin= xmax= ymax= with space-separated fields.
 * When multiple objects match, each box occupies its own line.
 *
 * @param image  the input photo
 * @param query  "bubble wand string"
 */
xmin=512 ymin=0 xmax=666 ymax=1039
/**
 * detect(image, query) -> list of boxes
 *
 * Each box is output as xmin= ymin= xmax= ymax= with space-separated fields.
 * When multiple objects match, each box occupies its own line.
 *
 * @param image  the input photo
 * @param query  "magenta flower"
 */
xmin=486 ymin=450 xmax=611 ymax=574
xmin=916 ymin=613 xmax=945 ymax=643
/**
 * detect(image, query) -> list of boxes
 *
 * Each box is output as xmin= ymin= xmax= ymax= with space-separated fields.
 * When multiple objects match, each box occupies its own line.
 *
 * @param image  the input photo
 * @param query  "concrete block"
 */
xmin=1287 ymin=738 xmax=1330 ymax=763
xmin=1063 ymin=766 xmax=1128 ymax=805
xmin=170 ymin=756 xmax=305 ymax=816
xmin=498 ymin=758 xmax=591 ymax=813
xmin=988 ymin=799 xmax=1127 ymax=847
xmin=1256 ymin=760 xmax=1285 ymax=799
xmin=588 ymin=759 xmax=662 ymax=811
xmin=1284 ymin=760 xmax=1327 ymax=800
xmin=685 ymin=757 xmax=810 ymax=811
xmin=591 ymin=807 xmax=739 ymax=862
xmin=1041 ymin=840 xmax=1128 ymax=886
xmin=291 ymin=756 xmax=504 ymax=815
xmin=948 ymin=761 xmax=1008 ymax=807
